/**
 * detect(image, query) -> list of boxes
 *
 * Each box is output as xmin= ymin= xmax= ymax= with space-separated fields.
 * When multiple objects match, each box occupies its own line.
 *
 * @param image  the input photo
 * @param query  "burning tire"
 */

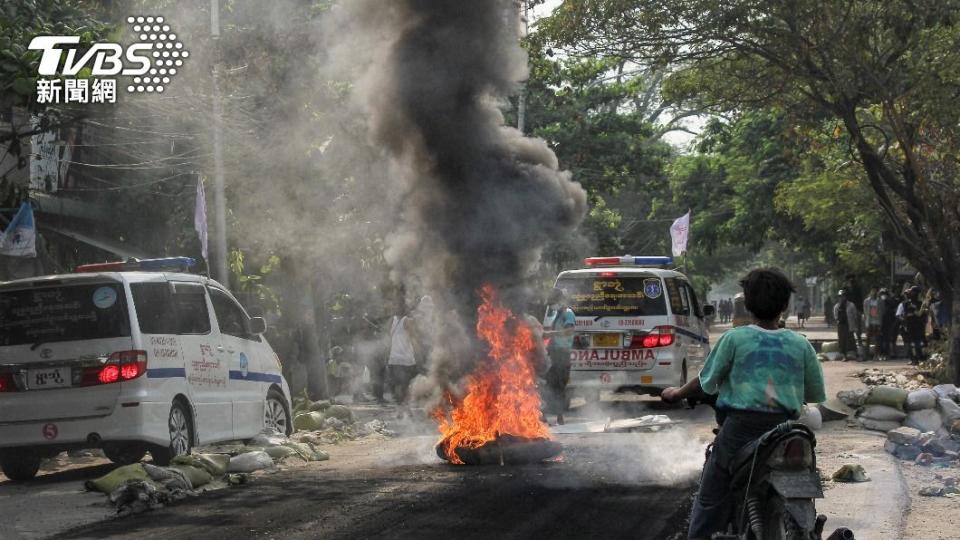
xmin=436 ymin=435 xmax=562 ymax=466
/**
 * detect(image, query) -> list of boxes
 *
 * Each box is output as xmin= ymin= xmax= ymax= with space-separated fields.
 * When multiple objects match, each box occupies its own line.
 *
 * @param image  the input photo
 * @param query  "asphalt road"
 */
xmin=51 ymin=418 xmax=708 ymax=540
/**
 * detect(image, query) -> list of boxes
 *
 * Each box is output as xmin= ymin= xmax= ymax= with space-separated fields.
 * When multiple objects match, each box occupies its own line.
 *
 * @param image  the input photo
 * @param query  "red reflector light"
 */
xmin=75 ymin=261 xmax=125 ymax=272
xmin=0 ymin=373 xmax=17 ymax=392
xmin=98 ymin=364 xmax=120 ymax=384
xmin=658 ymin=333 xmax=674 ymax=347
xmin=113 ymin=350 xmax=148 ymax=381
xmin=120 ymin=363 xmax=140 ymax=380
xmin=641 ymin=335 xmax=658 ymax=348
xmin=584 ymin=257 xmax=622 ymax=266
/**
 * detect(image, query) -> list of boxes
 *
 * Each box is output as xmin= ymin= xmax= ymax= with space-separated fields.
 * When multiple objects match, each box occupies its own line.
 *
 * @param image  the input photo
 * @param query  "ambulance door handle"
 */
xmin=216 ymin=346 xmax=225 ymax=352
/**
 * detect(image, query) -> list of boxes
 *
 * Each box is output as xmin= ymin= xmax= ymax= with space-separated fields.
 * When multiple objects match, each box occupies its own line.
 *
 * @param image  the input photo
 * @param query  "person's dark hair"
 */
xmin=739 ymin=268 xmax=795 ymax=321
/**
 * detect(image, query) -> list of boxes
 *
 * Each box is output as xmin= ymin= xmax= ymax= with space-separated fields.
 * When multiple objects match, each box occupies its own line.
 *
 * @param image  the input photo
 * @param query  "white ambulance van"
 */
xmin=551 ymin=256 xmax=714 ymax=400
xmin=0 ymin=257 xmax=292 ymax=481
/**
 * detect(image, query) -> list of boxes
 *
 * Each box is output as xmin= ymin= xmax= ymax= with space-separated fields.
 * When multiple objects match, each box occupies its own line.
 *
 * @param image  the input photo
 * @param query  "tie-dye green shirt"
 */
xmin=699 ymin=325 xmax=826 ymax=416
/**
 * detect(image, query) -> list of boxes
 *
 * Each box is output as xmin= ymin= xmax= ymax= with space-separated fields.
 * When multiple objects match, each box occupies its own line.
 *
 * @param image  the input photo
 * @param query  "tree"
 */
xmin=540 ymin=0 xmax=960 ymax=383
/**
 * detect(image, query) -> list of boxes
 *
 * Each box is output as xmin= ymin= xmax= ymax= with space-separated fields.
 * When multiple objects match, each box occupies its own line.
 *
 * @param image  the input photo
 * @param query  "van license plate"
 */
xmin=592 ymin=333 xmax=620 ymax=348
xmin=28 ymin=367 xmax=71 ymax=389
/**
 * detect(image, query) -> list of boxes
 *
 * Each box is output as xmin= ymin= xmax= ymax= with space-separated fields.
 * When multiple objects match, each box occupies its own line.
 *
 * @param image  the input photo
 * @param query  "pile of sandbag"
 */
xmin=291 ymin=397 xmax=356 ymax=433
xmin=86 ymin=428 xmax=333 ymax=514
xmin=837 ymin=382 xmax=960 ymax=466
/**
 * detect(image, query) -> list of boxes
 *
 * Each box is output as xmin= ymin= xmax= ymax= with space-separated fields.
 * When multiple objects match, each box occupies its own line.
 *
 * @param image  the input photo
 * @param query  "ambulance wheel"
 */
xmin=264 ymin=388 xmax=292 ymax=436
xmin=151 ymin=399 xmax=193 ymax=466
xmin=0 ymin=450 xmax=41 ymax=482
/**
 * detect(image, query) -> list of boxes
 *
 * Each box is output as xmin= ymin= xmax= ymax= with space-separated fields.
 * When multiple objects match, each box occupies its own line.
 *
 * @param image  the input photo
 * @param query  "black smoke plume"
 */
xmin=355 ymin=0 xmax=587 ymax=399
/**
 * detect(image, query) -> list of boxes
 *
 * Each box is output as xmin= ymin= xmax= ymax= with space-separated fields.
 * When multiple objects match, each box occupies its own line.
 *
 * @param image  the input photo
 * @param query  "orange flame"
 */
xmin=433 ymin=285 xmax=552 ymax=464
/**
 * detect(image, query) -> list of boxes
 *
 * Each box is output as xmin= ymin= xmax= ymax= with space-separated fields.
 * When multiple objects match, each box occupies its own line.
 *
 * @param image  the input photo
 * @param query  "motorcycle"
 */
xmin=682 ymin=394 xmax=854 ymax=540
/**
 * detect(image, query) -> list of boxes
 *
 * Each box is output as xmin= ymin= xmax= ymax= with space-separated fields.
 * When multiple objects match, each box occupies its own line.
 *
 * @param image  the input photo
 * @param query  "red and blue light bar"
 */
xmin=75 ymin=257 xmax=197 ymax=273
xmin=583 ymin=255 xmax=673 ymax=267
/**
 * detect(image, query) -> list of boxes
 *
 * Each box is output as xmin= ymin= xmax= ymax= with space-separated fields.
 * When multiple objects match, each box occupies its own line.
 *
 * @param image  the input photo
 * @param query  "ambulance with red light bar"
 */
xmin=551 ymin=255 xmax=714 ymax=401
xmin=0 ymin=257 xmax=292 ymax=481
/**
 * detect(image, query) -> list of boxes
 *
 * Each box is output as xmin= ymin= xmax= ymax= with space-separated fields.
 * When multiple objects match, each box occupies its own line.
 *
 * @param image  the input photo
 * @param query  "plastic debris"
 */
xmin=798 ymin=405 xmax=822 ymax=430
xmin=832 ymin=464 xmax=870 ymax=483
xmin=227 ymin=451 xmax=276 ymax=473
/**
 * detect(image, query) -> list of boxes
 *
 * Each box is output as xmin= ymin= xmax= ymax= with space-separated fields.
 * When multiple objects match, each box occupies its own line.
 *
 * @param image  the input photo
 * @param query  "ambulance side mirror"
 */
xmin=702 ymin=304 xmax=716 ymax=318
xmin=248 ymin=316 xmax=267 ymax=335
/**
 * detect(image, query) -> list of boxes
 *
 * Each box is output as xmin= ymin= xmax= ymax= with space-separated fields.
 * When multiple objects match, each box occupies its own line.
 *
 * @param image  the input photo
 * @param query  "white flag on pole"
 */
xmin=669 ymin=211 xmax=690 ymax=257
xmin=0 ymin=202 xmax=37 ymax=258
xmin=194 ymin=177 xmax=208 ymax=259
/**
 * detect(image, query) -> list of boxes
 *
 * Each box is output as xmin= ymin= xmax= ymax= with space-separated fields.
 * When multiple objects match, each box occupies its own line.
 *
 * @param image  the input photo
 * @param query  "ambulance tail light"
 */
xmin=0 ymin=372 xmax=18 ymax=392
xmin=656 ymin=326 xmax=675 ymax=347
xmin=629 ymin=326 xmax=675 ymax=349
xmin=80 ymin=350 xmax=148 ymax=386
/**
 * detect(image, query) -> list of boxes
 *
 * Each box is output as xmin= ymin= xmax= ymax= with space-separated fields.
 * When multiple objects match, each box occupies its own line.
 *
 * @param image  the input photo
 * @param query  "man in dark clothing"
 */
xmin=834 ymin=291 xmax=857 ymax=359
xmin=824 ymin=295 xmax=834 ymax=326
xmin=897 ymin=287 xmax=926 ymax=365
xmin=878 ymin=288 xmax=897 ymax=360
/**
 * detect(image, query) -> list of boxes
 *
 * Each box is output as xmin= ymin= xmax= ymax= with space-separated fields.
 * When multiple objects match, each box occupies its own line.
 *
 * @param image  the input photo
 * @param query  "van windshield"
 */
xmin=556 ymin=275 xmax=668 ymax=317
xmin=0 ymin=283 xmax=130 ymax=347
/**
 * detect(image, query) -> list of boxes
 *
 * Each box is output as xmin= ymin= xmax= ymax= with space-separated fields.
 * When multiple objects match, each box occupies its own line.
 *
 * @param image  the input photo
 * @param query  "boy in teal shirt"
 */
xmin=662 ymin=268 xmax=826 ymax=540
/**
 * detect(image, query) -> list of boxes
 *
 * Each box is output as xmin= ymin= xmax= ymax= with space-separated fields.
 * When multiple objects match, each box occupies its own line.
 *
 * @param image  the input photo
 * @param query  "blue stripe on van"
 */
xmin=674 ymin=326 xmax=709 ymax=344
xmin=147 ymin=368 xmax=187 ymax=379
xmin=229 ymin=370 xmax=282 ymax=384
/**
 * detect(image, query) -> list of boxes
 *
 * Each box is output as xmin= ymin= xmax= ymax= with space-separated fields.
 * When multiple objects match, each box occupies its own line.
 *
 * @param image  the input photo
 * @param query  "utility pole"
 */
xmin=516 ymin=0 xmax=528 ymax=133
xmin=210 ymin=0 xmax=228 ymax=284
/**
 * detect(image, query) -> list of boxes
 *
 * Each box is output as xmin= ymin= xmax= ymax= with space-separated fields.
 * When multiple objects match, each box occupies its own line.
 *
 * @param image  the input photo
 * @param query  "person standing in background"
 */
xmin=863 ymin=288 xmax=882 ymax=360
xmin=542 ymin=287 xmax=576 ymax=426
xmin=897 ymin=286 xmax=926 ymax=365
xmin=834 ymin=291 xmax=858 ymax=360
xmin=824 ymin=294 xmax=835 ymax=326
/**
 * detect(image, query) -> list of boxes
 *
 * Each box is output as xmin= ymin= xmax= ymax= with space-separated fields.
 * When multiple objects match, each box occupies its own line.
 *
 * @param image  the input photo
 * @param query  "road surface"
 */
xmin=49 ymin=404 xmax=713 ymax=540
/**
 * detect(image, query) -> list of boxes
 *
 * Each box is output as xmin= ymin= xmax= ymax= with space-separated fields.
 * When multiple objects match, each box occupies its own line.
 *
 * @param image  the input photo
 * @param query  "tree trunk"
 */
xmin=951 ymin=293 xmax=960 ymax=386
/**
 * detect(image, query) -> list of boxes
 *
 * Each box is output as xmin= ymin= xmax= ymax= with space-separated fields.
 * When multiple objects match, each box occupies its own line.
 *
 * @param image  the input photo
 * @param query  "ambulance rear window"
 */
xmin=556 ymin=275 xmax=667 ymax=317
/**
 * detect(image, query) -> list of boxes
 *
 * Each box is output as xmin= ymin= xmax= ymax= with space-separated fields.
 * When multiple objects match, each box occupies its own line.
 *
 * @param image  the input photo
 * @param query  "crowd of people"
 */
xmin=831 ymin=274 xmax=948 ymax=364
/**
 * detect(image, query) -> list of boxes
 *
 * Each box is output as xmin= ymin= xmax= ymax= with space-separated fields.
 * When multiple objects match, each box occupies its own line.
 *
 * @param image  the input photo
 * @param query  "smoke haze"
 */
xmin=348 ymin=0 xmax=587 ymax=402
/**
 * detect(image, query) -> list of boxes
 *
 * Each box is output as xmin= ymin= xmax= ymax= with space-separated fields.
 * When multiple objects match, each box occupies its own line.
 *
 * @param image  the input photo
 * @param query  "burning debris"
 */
xmin=433 ymin=287 xmax=559 ymax=465
xmin=352 ymin=0 xmax=586 ymax=464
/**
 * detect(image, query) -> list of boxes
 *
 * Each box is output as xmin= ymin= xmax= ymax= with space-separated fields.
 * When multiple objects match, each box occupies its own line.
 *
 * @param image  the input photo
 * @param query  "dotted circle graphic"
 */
xmin=126 ymin=16 xmax=188 ymax=94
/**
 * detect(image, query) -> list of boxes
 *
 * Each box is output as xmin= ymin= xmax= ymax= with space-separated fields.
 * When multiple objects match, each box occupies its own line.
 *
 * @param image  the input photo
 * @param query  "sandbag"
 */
xmin=821 ymin=341 xmax=840 ymax=353
xmin=933 ymin=384 xmax=959 ymax=400
xmin=143 ymin=463 xmax=192 ymax=491
xmin=283 ymin=441 xmax=328 ymax=462
xmin=798 ymin=405 xmax=822 ymax=430
xmin=227 ymin=451 xmax=275 ymax=473
xmin=293 ymin=411 xmax=325 ymax=432
xmin=837 ymin=388 xmax=868 ymax=408
xmin=309 ymin=400 xmax=332 ymax=412
xmin=864 ymin=386 xmax=908 ymax=411
xmin=169 ymin=464 xmax=213 ymax=488
xmin=904 ymin=409 xmax=943 ymax=433
xmin=85 ymin=463 xmax=151 ymax=493
xmin=264 ymin=445 xmax=298 ymax=461
xmin=858 ymin=404 xmax=907 ymax=422
xmin=859 ymin=417 xmax=902 ymax=432
xmin=172 ymin=453 xmax=230 ymax=477
xmin=938 ymin=398 xmax=960 ymax=426
xmin=250 ymin=431 xmax=288 ymax=448
xmin=324 ymin=404 xmax=353 ymax=422
xmin=905 ymin=389 xmax=938 ymax=411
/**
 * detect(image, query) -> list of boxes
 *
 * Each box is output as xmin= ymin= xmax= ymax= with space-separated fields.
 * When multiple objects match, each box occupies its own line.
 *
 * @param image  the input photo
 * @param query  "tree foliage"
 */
xmin=540 ymin=0 xmax=960 ymax=381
